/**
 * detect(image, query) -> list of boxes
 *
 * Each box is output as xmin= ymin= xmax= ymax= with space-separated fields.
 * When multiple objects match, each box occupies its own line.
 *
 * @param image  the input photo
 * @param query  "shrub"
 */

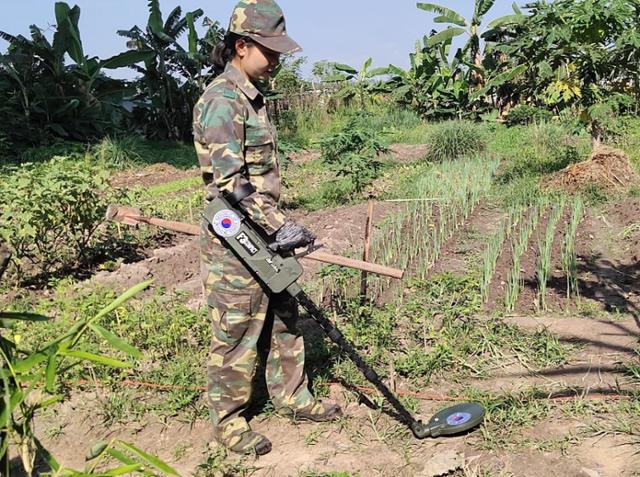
xmin=0 ymin=156 xmax=119 ymax=281
xmin=320 ymin=113 xmax=387 ymax=193
xmin=425 ymin=120 xmax=487 ymax=162
xmin=505 ymin=104 xmax=553 ymax=127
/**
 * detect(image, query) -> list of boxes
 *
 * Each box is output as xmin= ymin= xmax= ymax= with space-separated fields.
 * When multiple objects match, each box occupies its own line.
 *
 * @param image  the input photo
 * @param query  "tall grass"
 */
xmin=92 ymin=136 xmax=144 ymax=169
xmin=424 ymin=120 xmax=487 ymax=162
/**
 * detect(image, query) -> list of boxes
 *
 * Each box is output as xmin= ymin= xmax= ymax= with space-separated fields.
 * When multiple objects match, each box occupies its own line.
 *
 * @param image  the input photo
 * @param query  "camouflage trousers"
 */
xmin=200 ymin=224 xmax=315 ymax=446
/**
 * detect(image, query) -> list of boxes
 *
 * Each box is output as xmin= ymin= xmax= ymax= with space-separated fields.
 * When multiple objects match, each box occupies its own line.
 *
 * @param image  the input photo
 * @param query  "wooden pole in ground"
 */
xmin=360 ymin=200 xmax=374 ymax=302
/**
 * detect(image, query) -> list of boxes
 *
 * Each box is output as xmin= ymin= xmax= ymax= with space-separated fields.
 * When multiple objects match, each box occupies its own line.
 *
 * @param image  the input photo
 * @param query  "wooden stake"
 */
xmin=360 ymin=200 xmax=375 ymax=301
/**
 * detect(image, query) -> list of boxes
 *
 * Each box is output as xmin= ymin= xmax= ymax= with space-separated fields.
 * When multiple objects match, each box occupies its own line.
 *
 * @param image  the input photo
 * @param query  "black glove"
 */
xmin=272 ymin=220 xmax=316 ymax=252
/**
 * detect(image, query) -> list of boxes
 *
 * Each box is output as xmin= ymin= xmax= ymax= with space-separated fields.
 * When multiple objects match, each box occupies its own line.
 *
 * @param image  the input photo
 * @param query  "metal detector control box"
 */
xmin=203 ymin=197 xmax=303 ymax=293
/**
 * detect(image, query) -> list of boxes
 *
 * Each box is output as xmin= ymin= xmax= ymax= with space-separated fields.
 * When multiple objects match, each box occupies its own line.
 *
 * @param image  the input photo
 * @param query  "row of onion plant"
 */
xmin=367 ymin=156 xmax=500 ymax=304
xmin=562 ymin=198 xmax=584 ymax=301
xmin=536 ymin=197 xmax=566 ymax=310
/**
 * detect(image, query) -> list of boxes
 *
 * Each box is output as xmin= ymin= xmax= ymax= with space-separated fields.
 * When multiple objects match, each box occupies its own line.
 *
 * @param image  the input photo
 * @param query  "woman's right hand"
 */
xmin=272 ymin=220 xmax=316 ymax=252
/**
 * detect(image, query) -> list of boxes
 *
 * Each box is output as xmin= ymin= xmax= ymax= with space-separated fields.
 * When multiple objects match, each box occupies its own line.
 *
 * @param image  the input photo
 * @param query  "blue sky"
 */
xmin=0 ymin=1 xmax=518 ymax=79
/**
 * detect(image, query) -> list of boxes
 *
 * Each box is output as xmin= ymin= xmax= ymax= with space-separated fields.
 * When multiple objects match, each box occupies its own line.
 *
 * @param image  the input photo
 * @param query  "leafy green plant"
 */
xmin=0 ymin=156 xmax=121 ymax=281
xmin=424 ymin=120 xmax=487 ymax=162
xmin=320 ymin=113 xmax=387 ymax=194
xmin=0 ymin=280 xmax=181 ymax=475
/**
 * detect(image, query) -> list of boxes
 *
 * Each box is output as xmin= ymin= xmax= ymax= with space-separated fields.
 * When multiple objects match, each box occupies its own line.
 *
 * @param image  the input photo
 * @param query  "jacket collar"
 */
xmin=224 ymin=63 xmax=261 ymax=101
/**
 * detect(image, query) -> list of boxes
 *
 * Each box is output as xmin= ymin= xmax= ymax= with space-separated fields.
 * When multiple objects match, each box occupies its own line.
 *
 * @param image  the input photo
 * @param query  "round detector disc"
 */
xmin=426 ymin=402 xmax=485 ymax=437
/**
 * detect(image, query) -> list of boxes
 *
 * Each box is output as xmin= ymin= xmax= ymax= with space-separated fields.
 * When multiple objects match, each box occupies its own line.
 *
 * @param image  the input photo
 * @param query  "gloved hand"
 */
xmin=272 ymin=220 xmax=316 ymax=252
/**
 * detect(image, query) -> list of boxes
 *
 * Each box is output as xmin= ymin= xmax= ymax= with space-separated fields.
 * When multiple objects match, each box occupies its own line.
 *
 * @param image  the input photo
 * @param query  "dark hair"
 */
xmin=212 ymin=33 xmax=254 ymax=73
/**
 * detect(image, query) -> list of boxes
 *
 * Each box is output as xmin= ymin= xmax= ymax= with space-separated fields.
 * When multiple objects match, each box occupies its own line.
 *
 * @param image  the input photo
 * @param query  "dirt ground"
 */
xmin=12 ymin=150 xmax=640 ymax=476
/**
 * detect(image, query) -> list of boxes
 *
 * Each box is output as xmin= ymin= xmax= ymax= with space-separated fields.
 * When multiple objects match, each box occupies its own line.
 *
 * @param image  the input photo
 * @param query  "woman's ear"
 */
xmin=235 ymin=38 xmax=249 ymax=58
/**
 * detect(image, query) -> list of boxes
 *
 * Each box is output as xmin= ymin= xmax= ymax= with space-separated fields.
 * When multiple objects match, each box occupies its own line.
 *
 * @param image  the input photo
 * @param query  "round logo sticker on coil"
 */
xmin=212 ymin=209 xmax=242 ymax=238
xmin=446 ymin=412 xmax=472 ymax=427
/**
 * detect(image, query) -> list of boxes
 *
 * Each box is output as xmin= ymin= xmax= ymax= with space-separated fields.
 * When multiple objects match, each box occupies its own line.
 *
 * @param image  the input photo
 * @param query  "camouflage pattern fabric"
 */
xmin=200 ymin=223 xmax=315 ymax=448
xmin=193 ymin=62 xmax=286 ymax=235
xmin=229 ymin=0 xmax=285 ymax=36
xmin=228 ymin=0 xmax=301 ymax=54
xmin=194 ymin=62 xmax=316 ymax=451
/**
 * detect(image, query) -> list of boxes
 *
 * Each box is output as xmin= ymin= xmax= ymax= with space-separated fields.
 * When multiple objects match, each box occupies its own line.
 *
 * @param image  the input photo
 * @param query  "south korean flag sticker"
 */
xmin=212 ymin=209 xmax=242 ymax=238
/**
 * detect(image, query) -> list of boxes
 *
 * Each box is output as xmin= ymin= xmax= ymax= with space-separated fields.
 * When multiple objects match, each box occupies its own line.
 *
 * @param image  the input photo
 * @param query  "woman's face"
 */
xmin=235 ymin=39 xmax=281 ymax=82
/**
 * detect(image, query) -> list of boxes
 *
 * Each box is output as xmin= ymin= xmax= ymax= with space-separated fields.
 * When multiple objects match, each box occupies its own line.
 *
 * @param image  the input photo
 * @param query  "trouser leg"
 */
xmin=201 ymin=229 xmax=267 ymax=446
xmin=265 ymin=293 xmax=315 ymax=410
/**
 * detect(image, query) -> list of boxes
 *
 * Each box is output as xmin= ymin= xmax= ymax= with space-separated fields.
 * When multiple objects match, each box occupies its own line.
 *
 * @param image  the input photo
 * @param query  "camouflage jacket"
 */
xmin=193 ymin=63 xmax=286 ymax=235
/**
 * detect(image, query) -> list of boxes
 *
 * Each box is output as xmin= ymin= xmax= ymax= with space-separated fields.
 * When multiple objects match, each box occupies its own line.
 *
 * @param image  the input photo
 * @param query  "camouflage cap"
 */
xmin=229 ymin=0 xmax=301 ymax=54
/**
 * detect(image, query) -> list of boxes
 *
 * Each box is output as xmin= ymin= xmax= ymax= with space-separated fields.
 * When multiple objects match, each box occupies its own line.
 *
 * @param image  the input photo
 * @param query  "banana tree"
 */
xmin=0 ymin=2 xmax=153 ymax=142
xmin=417 ymin=1 xmax=498 ymax=70
xmin=118 ymin=0 xmax=222 ymax=140
xmin=325 ymin=58 xmax=389 ymax=108
xmin=387 ymin=34 xmax=477 ymax=119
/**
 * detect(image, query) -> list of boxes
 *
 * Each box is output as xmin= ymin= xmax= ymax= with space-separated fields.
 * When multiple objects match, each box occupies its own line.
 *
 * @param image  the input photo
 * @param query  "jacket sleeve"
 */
xmin=194 ymin=93 xmax=286 ymax=235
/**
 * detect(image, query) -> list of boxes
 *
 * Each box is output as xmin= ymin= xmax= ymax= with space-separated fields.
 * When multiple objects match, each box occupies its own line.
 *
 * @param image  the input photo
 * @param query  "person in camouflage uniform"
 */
xmin=193 ymin=0 xmax=341 ymax=456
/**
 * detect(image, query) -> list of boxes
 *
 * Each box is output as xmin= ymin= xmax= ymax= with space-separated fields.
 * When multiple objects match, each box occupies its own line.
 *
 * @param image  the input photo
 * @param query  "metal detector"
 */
xmin=203 ymin=196 xmax=485 ymax=439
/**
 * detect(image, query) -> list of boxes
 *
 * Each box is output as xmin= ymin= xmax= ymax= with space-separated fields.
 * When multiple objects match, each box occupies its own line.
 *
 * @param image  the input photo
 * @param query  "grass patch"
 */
xmin=311 ymin=273 xmax=575 ymax=393
xmin=424 ymin=120 xmax=487 ymax=162
xmin=145 ymin=176 xmax=201 ymax=197
xmin=10 ymin=283 xmax=210 ymax=420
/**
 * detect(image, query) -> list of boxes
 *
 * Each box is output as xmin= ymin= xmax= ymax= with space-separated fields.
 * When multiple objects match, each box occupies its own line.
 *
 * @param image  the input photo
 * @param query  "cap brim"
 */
xmin=248 ymin=33 xmax=302 ymax=54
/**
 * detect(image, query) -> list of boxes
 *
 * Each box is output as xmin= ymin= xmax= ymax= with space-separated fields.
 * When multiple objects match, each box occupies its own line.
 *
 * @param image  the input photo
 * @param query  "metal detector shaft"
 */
xmin=199 ymin=196 xmax=484 ymax=438
xmin=286 ymin=282 xmax=431 ymax=439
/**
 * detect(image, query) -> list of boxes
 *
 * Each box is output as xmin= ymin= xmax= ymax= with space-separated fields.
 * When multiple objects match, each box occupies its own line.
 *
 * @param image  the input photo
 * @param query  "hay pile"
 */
xmin=543 ymin=145 xmax=640 ymax=192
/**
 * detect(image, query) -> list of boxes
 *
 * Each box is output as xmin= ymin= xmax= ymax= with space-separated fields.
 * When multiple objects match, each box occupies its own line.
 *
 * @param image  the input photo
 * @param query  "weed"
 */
xmin=467 ymin=388 xmax=553 ymax=449
xmin=92 ymin=135 xmax=144 ymax=169
xmin=194 ymin=445 xmax=258 ymax=477
xmin=305 ymin=423 xmax=330 ymax=446
xmin=425 ymin=120 xmax=487 ymax=162
xmin=581 ymin=183 xmax=610 ymax=206
xmin=172 ymin=442 xmax=192 ymax=461
xmin=299 ymin=472 xmax=357 ymax=477
xmin=624 ymin=359 xmax=640 ymax=383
